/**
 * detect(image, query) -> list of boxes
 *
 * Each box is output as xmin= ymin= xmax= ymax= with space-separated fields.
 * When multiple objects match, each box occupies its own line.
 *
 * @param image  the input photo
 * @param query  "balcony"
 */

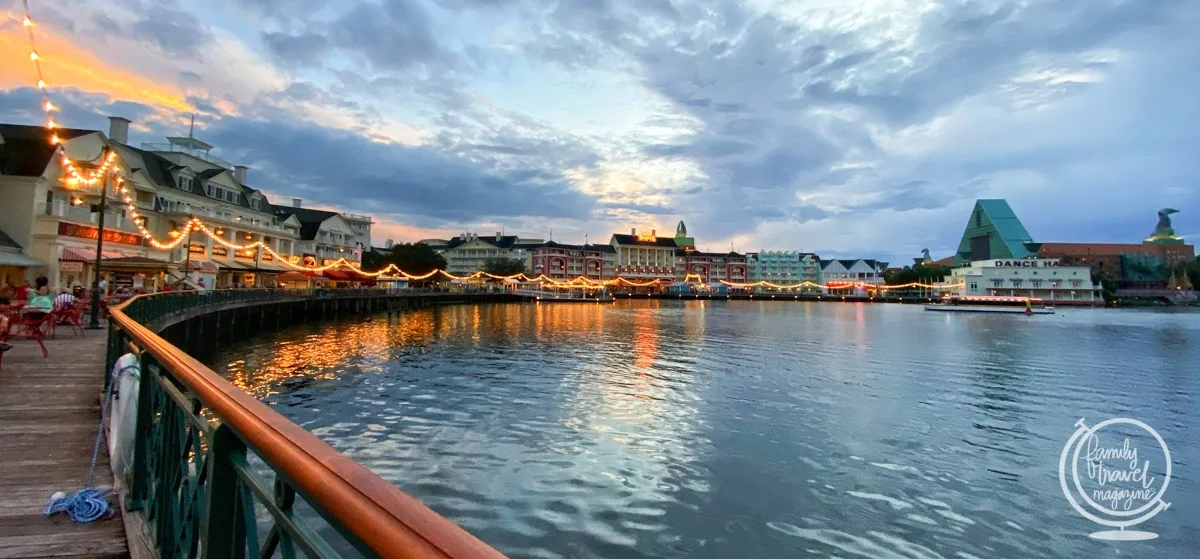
xmin=44 ymin=200 xmax=140 ymax=233
xmin=161 ymin=206 xmax=292 ymax=235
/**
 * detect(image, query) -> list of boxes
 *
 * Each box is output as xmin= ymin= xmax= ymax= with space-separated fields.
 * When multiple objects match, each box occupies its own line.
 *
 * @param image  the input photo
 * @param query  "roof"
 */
xmin=271 ymin=205 xmax=339 ymax=240
xmin=444 ymin=234 xmax=521 ymax=250
xmin=0 ymin=228 xmax=21 ymax=251
xmin=1038 ymin=242 xmax=1195 ymax=257
xmin=954 ymin=199 xmax=1036 ymax=263
xmin=117 ymin=141 xmax=275 ymax=214
xmin=0 ymin=124 xmax=98 ymax=177
xmin=610 ymin=234 xmax=679 ymax=248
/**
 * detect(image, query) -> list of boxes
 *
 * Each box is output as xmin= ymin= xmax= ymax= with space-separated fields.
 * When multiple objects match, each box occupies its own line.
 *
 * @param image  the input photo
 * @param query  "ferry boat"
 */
xmin=924 ymin=295 xmax=1055 ymax=315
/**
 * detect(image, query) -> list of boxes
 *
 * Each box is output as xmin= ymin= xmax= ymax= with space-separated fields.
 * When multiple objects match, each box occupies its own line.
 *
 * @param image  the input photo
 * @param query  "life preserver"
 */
xmin=107 ymin=354 xmax=141 ymax=478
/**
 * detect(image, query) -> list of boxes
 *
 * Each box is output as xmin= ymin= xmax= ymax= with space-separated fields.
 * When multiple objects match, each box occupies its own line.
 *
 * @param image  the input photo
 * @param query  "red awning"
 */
xmin=322 ymin=270 xmax=360 ymax=281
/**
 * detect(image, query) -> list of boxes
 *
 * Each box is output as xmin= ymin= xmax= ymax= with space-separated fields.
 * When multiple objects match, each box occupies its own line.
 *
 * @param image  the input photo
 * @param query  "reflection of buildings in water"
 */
xmin=632 ymin=308 xmax=659 ymax=372
xmin=222 ymin=310 xmax=439 ymax=399
xmin=555 ymin=302 xmax=710 ymax=502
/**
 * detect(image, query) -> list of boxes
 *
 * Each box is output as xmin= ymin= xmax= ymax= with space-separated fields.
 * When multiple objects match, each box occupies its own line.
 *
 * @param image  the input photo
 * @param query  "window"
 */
xmin=206 ymin=184 xmax=214 ymax=197
xmin=991 ymin=278 xmax=1004 ymax=286
xmin=1031 ymin=279 xmax=1043 ymax=288
xmin=177 ymin=176 xmax=192 ymax=191
xmin=1011 ymin=278 xmax=1024 ymax=287
xmin=969 ymin=282 xmax=978 ymax=291
xmin=1070 ymin=279 xmax=1082 ymax=288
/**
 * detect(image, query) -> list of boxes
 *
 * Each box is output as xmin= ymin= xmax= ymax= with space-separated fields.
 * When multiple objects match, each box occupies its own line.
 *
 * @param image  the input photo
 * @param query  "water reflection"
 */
xmin=211 ymin=301 xmax=1200 ymax=559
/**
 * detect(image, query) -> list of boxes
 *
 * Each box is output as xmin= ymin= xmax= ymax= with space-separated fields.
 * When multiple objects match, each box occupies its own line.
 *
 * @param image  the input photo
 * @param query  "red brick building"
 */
xmin=1037 ymin=242 xmax=1194 ymax=283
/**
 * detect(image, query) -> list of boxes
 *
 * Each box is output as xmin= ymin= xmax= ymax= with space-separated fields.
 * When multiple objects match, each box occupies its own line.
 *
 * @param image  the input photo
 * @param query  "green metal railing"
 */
xmin=107 ymin=289 xmax=507 ymax=559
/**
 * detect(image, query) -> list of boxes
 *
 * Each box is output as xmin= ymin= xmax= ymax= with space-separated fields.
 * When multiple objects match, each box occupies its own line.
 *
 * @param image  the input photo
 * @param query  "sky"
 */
xmin=1 ymin=0 xmax=1197 ymax=264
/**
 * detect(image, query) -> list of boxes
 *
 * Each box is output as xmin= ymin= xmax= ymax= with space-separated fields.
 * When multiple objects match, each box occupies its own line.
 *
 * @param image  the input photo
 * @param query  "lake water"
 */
xmin=212 ymin=300 xmax=1200 ymax=558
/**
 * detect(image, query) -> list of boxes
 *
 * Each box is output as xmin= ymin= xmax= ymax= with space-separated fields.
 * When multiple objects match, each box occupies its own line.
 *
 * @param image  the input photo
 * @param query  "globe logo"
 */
xmin=1059 ymin=417 xmax=1172 ymax=540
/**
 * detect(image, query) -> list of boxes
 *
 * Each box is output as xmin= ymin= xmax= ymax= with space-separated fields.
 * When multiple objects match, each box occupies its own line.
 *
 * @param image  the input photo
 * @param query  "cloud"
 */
xmin=3 ymin=0 xmax=1199 ymax=264
xmin=131 ymin=6 xmax=213 ymax=57
xmin=202 ymin=117 xmax=599 ymax=225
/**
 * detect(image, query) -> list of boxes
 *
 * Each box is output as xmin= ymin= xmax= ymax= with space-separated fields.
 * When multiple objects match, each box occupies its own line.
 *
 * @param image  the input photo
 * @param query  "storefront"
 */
xmin=278 ymin=270 xmax=323 ymax=288
xmin=0 ymin=250 xmax=45 ymax=287
xmin=59 ymin=247 xmax=169 ymax=293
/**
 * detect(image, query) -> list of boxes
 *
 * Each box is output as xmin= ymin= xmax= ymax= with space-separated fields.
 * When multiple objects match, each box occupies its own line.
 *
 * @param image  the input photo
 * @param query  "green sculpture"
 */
xmin=1145 ymin=208 xmax=1184 ymax=245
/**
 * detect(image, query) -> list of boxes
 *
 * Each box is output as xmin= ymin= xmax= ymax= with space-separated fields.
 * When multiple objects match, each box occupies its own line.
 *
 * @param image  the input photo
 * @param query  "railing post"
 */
xmin=203 ymin=425 xmax=248 ymax=559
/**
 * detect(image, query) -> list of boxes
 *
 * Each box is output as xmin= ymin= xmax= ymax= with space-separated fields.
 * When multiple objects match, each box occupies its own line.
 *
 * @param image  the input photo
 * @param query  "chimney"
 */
xmin=108 ymin=116 xmax=131 ymax=145
xmin=631 ymin=228 xmax=636 ymax=236
xmin=234 ymin=165 xmax=248 ymax=184
xmin=496 ymin=231 xmax=502 ymax=238
xmin=292 ymin=198 xmax=302 ymax=208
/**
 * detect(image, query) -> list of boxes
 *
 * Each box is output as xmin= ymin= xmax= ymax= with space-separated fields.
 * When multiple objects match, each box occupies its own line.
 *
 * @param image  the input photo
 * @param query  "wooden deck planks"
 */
xmin=0 ymin=331 xmax=130 ymax=559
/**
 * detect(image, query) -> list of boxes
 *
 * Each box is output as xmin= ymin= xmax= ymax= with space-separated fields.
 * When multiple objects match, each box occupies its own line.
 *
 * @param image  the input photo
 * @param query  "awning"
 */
xmin=219 ymin=261 xmax=248 ymax=270
xmin=279 ymin=271 xmax=318 ymax=282
xmin=102 ymin=256 xmax=177 ymax=271
xmin=322 ymin=270 xmax=359 ymax=281
xmin=255 ymin=260 xmax=288 ymax=272
xmin=185 ymin=260 xmax=220 ymax=274
xmin=0 ymin=250 xmax=44 ymax=267
xmin=61 ymin=247 xmax=139 ymax=262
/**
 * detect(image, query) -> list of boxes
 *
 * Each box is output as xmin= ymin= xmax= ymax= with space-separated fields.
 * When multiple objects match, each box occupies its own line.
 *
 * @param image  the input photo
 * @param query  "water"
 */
xmin=212 ymin=300 xmax=1200 ymax=558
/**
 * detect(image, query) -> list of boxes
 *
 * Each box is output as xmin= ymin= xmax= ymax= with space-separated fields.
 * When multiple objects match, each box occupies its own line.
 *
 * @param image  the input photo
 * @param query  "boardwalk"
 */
xmin=0 ymin=330 xmax=129 ymax=559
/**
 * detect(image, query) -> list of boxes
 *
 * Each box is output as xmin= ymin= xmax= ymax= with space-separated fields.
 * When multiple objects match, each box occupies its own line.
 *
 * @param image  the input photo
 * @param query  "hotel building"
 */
xmin=678 ymin=250 xmax=748 ymax=285
xmin=0 ymin=116 xmax=375 ymax=289
xmin=610 ymin=228 xmax=680 ymax=282
xmin=428 ymin=233 xmax=544 ymax=276
xmin=528 ymin=242 xmax=612 ymax=280
xmin=820 ymin=259 xmax=887 ymax=287
xmin=747 ymin=251 xmax=821 ymax=289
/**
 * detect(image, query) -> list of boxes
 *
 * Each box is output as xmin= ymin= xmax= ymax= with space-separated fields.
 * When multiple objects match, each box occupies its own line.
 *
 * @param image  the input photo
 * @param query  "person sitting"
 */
xmin=24 ymin=285 xmax=55 ymax=320
xmin=54 ymin=287 xmax=77 ymax=310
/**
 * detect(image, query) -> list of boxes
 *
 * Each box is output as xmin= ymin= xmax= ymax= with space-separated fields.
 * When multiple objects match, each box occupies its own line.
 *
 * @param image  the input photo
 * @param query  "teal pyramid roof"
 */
xmin=953 ymin=199 xmax=1037 ymax=264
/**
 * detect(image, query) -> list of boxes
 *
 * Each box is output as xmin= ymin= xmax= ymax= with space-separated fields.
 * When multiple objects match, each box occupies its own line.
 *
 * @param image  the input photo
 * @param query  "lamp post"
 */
xmin=181 ymin=217 xmax=193 ymax=286
xmin=87 ymin=165 xmax=110 ymax=330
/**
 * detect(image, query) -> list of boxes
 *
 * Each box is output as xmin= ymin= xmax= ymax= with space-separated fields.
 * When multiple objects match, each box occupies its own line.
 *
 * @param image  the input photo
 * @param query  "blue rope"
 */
xmin=44 ymin=362 xmax=138 ymax=523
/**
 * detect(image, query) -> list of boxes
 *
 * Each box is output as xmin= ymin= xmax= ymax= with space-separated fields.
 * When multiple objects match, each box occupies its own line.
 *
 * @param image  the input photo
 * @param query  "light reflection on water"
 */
xmin=212 ymin=300 xmax=1200 ymax=559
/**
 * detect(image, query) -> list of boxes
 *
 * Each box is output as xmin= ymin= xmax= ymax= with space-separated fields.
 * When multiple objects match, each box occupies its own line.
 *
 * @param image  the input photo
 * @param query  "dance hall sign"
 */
xmin=992 ymin=259 xmax=1061 ymax=268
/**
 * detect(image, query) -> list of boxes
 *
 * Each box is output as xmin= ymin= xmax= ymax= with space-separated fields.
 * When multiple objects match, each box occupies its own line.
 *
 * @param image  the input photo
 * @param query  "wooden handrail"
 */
xmin=110 ymin=293 xmax=508 ymax=559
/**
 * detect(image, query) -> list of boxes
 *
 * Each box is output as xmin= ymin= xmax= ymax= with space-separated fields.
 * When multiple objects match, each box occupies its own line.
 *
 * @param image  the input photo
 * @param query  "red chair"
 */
xmin=49 ymin=304 xmax=85 ymax=338
xmin=1 ymin=308 xmax=52 ymax=365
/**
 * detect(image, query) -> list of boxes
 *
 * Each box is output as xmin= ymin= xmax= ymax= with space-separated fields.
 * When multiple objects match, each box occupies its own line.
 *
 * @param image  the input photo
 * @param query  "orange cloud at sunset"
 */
xmin=0 ymin=13 xmax=193 ymax=115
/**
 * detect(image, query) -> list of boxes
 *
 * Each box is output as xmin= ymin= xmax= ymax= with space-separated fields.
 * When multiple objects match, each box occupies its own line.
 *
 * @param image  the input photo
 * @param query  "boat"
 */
xmin=924 ymin=295 xmax=1055 ymax=315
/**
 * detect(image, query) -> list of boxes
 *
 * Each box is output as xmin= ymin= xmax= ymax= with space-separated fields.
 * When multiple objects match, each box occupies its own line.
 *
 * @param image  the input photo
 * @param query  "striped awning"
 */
xmin=61 ymin=247 xmax=138 ymax=262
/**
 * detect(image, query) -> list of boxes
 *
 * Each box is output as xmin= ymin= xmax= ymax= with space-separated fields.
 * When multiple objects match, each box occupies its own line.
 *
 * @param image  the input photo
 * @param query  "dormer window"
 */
xmin=177 ymin=176 xmax=192 ymax=191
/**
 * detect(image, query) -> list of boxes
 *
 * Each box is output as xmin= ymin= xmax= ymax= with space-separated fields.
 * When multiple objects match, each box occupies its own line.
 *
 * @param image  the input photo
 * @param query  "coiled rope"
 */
xmin=43 ymin=362 xmax=137 ymax=523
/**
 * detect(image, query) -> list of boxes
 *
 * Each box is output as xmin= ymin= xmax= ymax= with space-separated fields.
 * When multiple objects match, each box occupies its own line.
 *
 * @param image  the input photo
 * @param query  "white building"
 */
xmin=610 ymin=228 xmax=679 ymax=282
xmin=429 ymin=233 xmax=544 ymax=275
xmin=943 ymin=258 xmax=1102 ymax=302
xmin=820 ymin=258 xmax=886 ymax=287
xmin=272 ymin=199 xmax=371 ymax=272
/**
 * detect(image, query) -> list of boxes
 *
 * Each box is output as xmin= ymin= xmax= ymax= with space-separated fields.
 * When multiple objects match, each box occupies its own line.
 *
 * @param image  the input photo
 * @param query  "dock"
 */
xmin=0 ymin=330 xmax=128 ymax=559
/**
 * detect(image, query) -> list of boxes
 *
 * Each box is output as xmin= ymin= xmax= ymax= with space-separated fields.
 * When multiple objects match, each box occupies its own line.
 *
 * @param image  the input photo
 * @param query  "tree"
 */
xmin=885 ymin=264 xmax=951 ymax=285
xmin=483 ymin=257 xmax=527 ymax=276
xmin=384 ymin=242 xmax=447 ymax=285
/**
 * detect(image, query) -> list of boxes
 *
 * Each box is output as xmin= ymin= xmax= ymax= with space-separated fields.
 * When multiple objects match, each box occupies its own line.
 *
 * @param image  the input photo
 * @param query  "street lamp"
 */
xmin=87 ymin=161 xmax=111 ymax=330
